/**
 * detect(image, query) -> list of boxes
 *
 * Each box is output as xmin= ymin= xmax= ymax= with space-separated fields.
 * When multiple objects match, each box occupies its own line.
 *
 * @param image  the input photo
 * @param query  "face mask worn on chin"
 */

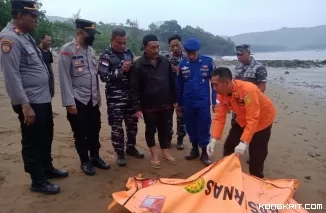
xmin=84 ymin=35 xmax=95 ymax=46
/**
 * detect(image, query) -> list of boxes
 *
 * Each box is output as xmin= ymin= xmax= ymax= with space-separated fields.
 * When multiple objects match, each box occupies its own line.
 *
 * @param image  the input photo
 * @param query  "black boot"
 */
xmin=117 ymin=151 xmax=127 ymax=167
xmin=126 ymin=146 xmax=145 ymax=159
xmin=90 ymin=156 xmax=110 ymax=170
xmin=30 ymin=179 xmax=60 ymax=195
xmin=80 ymin=161 xmax=96 ymax=176
xmin=117 ymin=156 xmax=127 ymax=167
xmin=177 ymin=136 xmax=184 ymax=150
xmin=200 ymin=147 xmax=212 ymax=166
xmin=44 ymin=168 xmax=69 ymax=179
xmin=185 ymin=143 xmax=200 ymax=160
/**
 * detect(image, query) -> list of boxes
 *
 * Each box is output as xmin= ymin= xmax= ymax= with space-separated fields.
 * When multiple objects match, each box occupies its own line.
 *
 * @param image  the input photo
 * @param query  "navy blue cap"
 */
xmin=183 ymin=38 xmax=201 ymax=52
xmin=75 ymin=19 xmax=100 ymax=35
xmin=11 ymin=0 xmax=43 ymax=16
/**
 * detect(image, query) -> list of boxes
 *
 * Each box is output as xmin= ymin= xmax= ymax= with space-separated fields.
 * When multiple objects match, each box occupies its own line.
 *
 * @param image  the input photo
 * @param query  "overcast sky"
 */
xmin=41 ymin=0 xmax=324 ymax=36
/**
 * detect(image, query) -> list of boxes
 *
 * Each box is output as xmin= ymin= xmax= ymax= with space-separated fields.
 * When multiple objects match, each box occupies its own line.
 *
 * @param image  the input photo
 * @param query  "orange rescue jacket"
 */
xmin=211 ymin=80 xmax=276 ymax=143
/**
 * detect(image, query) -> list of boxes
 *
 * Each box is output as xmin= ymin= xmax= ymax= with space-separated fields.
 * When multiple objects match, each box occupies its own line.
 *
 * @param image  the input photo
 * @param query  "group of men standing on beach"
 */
xmin=0 ymin=0 xmax=276 ymax=195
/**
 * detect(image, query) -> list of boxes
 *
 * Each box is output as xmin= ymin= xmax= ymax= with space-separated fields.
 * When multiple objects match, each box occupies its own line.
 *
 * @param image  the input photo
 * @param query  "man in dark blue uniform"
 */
xmin=164 ymin=34 xmax=187 ymax=150
xmin=98 ymin=28 xmax=144 ymax=167
xmin=177 ymin=38 xmax=216 ymax=166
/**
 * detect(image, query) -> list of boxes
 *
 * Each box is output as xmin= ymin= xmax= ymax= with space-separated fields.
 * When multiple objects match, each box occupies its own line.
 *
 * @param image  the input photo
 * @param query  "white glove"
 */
xmin=207 ymin=138 xmax=218 ymax=157
xmin=234 ymin=141 xmax=248 ymax=155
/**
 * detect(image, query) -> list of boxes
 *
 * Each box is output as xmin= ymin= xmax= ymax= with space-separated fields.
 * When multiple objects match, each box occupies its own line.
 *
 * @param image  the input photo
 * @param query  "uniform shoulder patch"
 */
xmin=0 ymin=38 xmax=13 ymax=54
xmin=243 ymin=94 xmax=252 ymax=105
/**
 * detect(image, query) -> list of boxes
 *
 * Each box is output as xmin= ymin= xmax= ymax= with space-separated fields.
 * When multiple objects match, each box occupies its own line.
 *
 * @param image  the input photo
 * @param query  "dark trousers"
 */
xmin=107 ymin=100 xmax=138 ymax=155
xmin=167 ymin=107 xmax=186 ymax=142
xmin=67 ymin=99 xmax=101 ymax=163
xmin=231 ymin=112 xmax=237 ymax=125
xmin=224 ymin=121 xmax=272 ymax=178
xmin=183 ymin=105 xmax=211 ymax=148
xmin=143 ymin=109 xmax=172 ymax=149
xmin=13 ymin=103 xmax=54 ymax=182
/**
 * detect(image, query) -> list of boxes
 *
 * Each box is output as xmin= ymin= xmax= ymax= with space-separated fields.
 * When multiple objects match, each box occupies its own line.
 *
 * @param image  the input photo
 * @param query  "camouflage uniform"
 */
xmin=234 ymin=44 xmax=268 ymax=85
xmin=234 ymin=58 xmax=267 ymax=85
xmin=165 ymin=52 xmax=187 ymax=146
xmin=97 ymin=47 xmax=137 ymax=156
xmin=232 ymin=44 xmax=268 ymax=124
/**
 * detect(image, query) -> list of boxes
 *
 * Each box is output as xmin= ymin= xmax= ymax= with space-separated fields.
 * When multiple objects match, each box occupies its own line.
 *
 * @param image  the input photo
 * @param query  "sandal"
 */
xmin=161 ymin=155 xmax=177 ymax=165
xmin=150 ymin=161 xmax=161 ymax=169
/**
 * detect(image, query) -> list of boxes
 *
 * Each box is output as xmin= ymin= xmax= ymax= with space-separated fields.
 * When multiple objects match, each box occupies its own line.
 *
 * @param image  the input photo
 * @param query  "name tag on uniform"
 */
xmin=72 ymin=55 xmax=83 ymax=59
xmin=100 ymin=60 xmax=109 ymax=67
xmin=244 ymin=72 xmax=255 ymax=78
xmin=200 ymin=65 xmax=209 ymax=71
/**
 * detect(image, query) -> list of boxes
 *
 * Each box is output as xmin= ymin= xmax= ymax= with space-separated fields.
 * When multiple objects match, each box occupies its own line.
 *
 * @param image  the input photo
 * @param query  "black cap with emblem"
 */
xmin=75 ymin=19 xmax=101 ymax=36
xmin=10 ymin=0 xmax=43 ymax=16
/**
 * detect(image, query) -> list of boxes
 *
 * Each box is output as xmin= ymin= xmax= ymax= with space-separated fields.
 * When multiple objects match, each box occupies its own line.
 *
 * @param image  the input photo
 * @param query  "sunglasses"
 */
xmin=236 ymin=53 xmax=243 ymax=56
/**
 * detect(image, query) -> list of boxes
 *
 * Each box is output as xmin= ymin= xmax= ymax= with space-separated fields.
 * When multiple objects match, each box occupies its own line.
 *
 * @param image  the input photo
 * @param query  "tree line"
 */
xmin=0 ymin=0 xmax=235 ymax=56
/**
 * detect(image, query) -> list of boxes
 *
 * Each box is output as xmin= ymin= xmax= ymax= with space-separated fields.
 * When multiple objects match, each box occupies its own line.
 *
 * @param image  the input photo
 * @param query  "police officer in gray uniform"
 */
xmin=58 ymin=19 xmax=109 ymax=176
xmin=98 ymin=28 xmax=144 ymax=167
xmin=233 ymin=44 xmax=268 ymax=164
xmin=0 ymin=0 xmax=68 ymax=195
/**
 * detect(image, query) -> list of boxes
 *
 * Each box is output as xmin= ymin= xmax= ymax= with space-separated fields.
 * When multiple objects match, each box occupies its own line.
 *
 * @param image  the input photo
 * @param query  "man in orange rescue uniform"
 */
xmin=207 ymin=67 xmax=275 ymax=178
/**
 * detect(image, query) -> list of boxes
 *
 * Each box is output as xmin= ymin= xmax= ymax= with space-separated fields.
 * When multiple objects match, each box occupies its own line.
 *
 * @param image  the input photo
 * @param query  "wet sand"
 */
xmin=0 ymin=63 xmax=325 ymax=213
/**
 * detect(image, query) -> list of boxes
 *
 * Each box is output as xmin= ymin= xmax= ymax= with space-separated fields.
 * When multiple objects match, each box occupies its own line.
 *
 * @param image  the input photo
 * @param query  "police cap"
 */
xmin=75 ymin=19 xmax=101 ymax=36
xmin=235 ymin=44 xmax=251 ymax=54
xmin=11 ymin=0 xmax=43 ymax=16
xmin=183 ymin=38 xmax=201 ymax=52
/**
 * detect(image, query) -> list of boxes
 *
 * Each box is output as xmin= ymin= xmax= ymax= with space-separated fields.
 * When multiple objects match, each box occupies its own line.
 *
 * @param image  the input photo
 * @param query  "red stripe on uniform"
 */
xmin=61 ymin=51 xmax=71 ymax=56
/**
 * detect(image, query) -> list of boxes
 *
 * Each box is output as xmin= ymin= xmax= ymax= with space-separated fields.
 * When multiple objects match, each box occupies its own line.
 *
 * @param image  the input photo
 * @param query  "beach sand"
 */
xmin=0 ymin=63 xmax=325 ymax=213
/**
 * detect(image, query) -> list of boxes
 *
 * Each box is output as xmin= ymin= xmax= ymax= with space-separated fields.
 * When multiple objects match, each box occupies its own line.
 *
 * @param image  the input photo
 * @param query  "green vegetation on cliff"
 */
xmin=0 ymin=0 xmax=235 ymax=56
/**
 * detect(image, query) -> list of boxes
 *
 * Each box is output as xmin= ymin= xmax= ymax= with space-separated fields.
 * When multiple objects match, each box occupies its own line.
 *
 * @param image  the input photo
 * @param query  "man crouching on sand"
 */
xmin=206 ymin=67 xmax=275 ymax=178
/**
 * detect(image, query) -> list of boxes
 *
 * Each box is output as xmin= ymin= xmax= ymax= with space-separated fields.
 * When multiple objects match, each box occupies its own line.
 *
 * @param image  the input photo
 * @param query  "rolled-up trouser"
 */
xmin=223 ymin=121 xmax=272 ymax=178
xmin=183 ymin=105 xmax=211 ymax=148
xmin=107 ymin=100 xmax=138 ymax=156
xmin=167 ymin=107 xmax=186 ymax=142
xmin=67 ymin=99 xmax=101 ymax=163
xmin=143 ymin=109 xmax=172 ymax=149
xmin=13 ymin=103 xmax=54 ymax=182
